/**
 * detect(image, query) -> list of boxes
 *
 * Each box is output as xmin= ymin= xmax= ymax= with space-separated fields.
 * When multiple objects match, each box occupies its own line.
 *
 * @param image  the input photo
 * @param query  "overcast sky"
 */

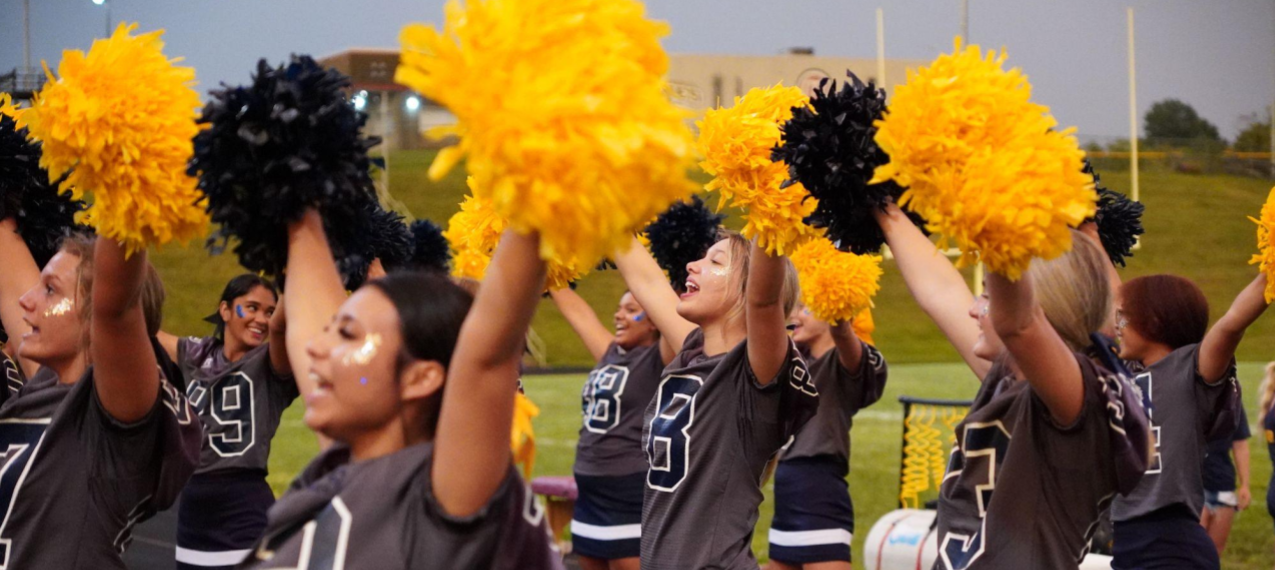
xmin=3 ymin=0 xmax=1272 ymax=140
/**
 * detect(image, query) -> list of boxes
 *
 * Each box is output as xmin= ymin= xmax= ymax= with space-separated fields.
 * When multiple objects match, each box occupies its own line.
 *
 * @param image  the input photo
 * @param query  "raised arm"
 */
xmin=613 ymin=235 xmax=696 ymax=351
xmin=284 ymin=210 xmax=348 ymax=400
xmin=268 ymin=294 xmax=291 ymax=377
xmin=91 ymin=238 xmax=161 ymax=423
xmin=1235 ymin=437 xmax=1252 ymax=510
xmin=746 ymin=242 xmax=790 ymax=385
xmin=1199 ymin=273 xmax=1269 ymax=383
xmin=0 ymin=217 xmax=42 ymax=377
xmin=987 ymin=271 xmax=1084 ymax=425
xmin=875 ymin=203 xmax=988 ymax=378
xmin=829 ymin=319 xmax=866 ymax=373
xmin=549 ymin=288 xmax=612 ymax=362
xmin=434 ymin=230 xmax=546 ymax=517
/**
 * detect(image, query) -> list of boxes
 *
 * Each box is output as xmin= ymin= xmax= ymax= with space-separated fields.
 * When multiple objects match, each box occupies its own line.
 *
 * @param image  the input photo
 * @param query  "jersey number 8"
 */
xmin=646 ymin=375 xmax=703 ymax=492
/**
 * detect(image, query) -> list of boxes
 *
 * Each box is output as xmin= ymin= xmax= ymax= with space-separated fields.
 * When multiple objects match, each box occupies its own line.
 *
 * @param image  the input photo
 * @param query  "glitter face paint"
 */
xmin=342 ymin=333 xmax=383 ymax=366
xmin=236 ymin=304 xmax=246 ymax=318
xmin=43 ymin=298 xmax=74 ymax=318
xmin=708 ymin=266 xmax=730 ymax=277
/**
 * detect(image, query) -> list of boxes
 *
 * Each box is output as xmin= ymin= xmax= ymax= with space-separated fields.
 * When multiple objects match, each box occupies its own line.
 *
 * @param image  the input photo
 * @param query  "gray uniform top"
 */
xmin=781 ymin=342 xmax=887 ymax=463
xmin=0 ymin=355 xmax=22 ymax=406
xmin=178 ymin=337 xmax=298 ymax=475
xmin=640 ymin=329 xmax=819 ymax=570
xmin=0 ymin=365 xmax=201 ymax=569
xmin=239 ymin=442 xmax=564 ymax=570
xmin=575 ymin=342 xmax=665 ymax=476
xmin=934 ymin=353 xmax=1150 ymax=570
xmin=1111 ymin=344 xmax=1239 ymax=521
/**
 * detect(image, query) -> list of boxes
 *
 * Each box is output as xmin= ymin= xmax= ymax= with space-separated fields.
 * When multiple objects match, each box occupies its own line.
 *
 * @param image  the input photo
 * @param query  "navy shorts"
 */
xmin=176 ymin=469 xmax=275 ymax=570
xmin=768 ymin=455 xmax=854 ymax=564
xmin=1112 ymin=504 xmax=1219 ymax=570
xmin=572 ymin=471 xmax=644 ymax=560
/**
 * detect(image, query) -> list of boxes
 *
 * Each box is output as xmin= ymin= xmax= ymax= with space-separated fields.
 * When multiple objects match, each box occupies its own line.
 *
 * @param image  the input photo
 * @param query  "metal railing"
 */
xmin=0 ymin=69 xmax=46 ymax=100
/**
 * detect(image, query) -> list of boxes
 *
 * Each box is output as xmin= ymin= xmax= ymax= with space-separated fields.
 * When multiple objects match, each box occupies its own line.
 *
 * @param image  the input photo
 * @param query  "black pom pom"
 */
xmin=365 ymin=204 xmax=413 ymax=272
xmin=190 ymin=55 xmax=381 ymax=280
xmin=1085 ymin=160 xmax=1144 ymax=267
xmin=0 ymin=114 xmax=86 ymax=268
xmin=399 ymin=219 xmax=451 ymax=274
xmin=644 ymin=195 xmax=724 ymax=291
xmin=772 ymin=71 xmax=911 ymax=254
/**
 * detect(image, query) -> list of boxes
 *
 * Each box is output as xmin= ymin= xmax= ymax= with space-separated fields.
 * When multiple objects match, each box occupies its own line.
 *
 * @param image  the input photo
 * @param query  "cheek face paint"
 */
xmin=236 ymin=305 xmax=246 ymax=318
xmin=632 ymin=312 xmax=645 ymax=322
xmin=43 ymin=298 xmax=74 ymax=318
xmin=342 ymin=333 xmax=383 ymax=366
xmin=708 ymin=266 xmax=730 ymax=277
xmin=360 ymin=377 xmax=369 ymax=386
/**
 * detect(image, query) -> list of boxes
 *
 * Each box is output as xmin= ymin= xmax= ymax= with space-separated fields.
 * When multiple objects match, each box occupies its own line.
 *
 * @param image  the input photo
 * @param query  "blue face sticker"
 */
xmin=360 ymin=377 xmax=369 ymax=386
xmin=633 ymin=312 xmax=646 ymax=322
xmin=235 ymin=304 xmax=246 ymax=318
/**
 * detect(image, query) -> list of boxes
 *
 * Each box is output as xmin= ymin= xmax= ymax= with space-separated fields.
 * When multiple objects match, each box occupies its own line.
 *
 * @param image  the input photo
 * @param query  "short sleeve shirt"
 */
xmin=238 ymin=443 xmax=564 ymax=570
xmin=575 ymin=342 xmax=665 ymax=476
xmin=0 ymin=365 xmax=201 ymax=569
xmin=781 ymin=342 xmax=888 ymax=463
xmin=640 ymin=329 xmax=819 ymax=570
xmin=177 ymin=337 xmax=299 ymax=475
xmin=1112 ymin=344 xmax=1238 ymax=520
xmin=934 ymin=354 xmax=1150 ymax=570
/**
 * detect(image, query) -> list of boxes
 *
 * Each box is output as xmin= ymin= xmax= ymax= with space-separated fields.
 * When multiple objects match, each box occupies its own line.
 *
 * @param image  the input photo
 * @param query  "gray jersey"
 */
xmin=239 ymin=443 xmax=563 ymax=570
xmin=0 ymin=365 xmax=201 ymax=569
xmin=178 ymin=337 xmax=299 ymax=475
xmin=1111 ymin=343 xmax=1238 ymax=521
xmin=640 ymin=329 xmax=819 ymax=570
xmin=0 ymin=354 xmax=21 ymax=406
xmin=781 ymin=342 xmax=887 ymax=462
xmin=575 ymin=342 xmax=665 ymax=476
xmin=934 ymin=353 xmax=1150 ymax=570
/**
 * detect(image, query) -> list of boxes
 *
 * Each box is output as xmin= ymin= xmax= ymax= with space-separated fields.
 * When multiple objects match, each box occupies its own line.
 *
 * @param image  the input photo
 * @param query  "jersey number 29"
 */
xmin=188 ymin=372 xmax=256 ymax=457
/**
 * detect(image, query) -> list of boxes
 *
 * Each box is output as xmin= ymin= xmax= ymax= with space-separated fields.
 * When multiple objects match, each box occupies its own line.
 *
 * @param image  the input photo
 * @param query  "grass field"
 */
xmin=151 ymin=150 xmax=1275 ymax=567
xmin=264 ymin=363 xmax=1275 ymax=569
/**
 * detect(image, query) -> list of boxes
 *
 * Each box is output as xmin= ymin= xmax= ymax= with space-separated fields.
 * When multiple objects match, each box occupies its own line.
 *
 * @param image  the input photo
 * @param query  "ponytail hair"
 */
xmin=1026 ymin=230 xmax=1112 ymax=352
xmin=207 ymin=274 xmax=278 ymax=342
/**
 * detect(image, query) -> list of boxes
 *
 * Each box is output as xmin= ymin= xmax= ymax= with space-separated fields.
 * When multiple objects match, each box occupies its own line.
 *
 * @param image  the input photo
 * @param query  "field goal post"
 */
xmin=897 ymin=396 xmax=973 ymax=510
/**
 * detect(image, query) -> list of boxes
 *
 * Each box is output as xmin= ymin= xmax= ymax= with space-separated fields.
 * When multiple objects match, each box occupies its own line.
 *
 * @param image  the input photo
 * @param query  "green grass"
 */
xmin=263 ymin=363 xmax=1275 ymax=569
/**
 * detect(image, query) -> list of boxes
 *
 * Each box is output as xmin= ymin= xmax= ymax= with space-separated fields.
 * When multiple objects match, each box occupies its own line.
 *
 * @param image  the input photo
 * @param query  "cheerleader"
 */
xmin=614 ymin=232 xmax=819 ymax=570
xmin=152 ymin=274 xmax=296 ymax=570
xmin=875 ymin=202 xmax=1150 ymax=570
xmin=236 ymin=210 xmax=561 ymax=569
xmin=1109 ymin=274 xmax=1266 ymax=569
xmin=549 ymin=287 xmax=667 ymax=570
xmin=765 ymin=304 xmax=887 ymax=569
xmin=0 ymin=220 xmax=201 ymax=569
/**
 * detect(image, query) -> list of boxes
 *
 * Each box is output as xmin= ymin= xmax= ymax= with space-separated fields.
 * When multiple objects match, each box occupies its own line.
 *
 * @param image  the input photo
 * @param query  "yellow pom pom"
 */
xmin=852 ymin=308 xmax=875 ymax=346
xmin=870 ymin=39 xmax=1095 ymax=280
xmin=17 ymin=23 xmax=208 ymax=254
xmin=1249 ymin=186 xmax=1275 ymax=303
xmin=0 ymin=93 xmax=18 ymax=119
xmin=511 ymin=391 xmax=540 ymax=479
xmin=444 ymin=188 xmax=589 ymax=290
xmin=790 ymin=238 xmax=882 ymax=324
xmin=698 ymin=84 xmax=821 ymax=256
xmin=397 ymin=0 xmax=696 ymax=270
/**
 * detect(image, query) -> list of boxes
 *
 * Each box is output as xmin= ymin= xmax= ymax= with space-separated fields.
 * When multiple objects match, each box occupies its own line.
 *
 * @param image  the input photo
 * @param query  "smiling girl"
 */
xmin=154 ymin=274 xmax=296 ymax=570
xmin=550 ymin=287 xmax=666 ymax=570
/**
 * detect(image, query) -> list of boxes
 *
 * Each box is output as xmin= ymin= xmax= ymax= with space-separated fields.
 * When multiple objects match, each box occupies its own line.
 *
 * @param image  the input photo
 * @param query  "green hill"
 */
xmin=154 ymin=151 xmax=1275 ymax=370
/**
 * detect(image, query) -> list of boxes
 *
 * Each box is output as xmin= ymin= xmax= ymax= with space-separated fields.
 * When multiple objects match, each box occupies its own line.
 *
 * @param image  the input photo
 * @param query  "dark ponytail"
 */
xmin=206 ymin=274 xmax=278 ymax=342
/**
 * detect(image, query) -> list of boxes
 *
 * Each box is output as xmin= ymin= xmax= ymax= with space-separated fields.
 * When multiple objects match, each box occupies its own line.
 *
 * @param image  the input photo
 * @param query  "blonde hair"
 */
xmin=1026 ymin=230 xmax=1112 ymax=352
xmin=1259 ymin=362 xmax=1275 ymax=424
xmin=58 ymin=233 xmax=167 ymax=351
xmin=718 ymin=230 xmax=800 ymax=320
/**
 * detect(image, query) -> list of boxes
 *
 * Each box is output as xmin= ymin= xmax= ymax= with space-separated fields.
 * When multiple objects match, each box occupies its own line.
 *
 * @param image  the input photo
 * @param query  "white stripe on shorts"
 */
xmin=571 ymin=519 xmax=642 ymax=541
xmin=175 ymin=546 xmax=253 ymax=566
xmin=768 ymin=528 xmax=853 ymax=547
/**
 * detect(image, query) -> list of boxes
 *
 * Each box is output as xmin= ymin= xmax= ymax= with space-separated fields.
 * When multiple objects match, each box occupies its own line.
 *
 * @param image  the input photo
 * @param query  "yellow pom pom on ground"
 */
xmin=698 ymin=84 xmax=821 ymax=256
xmin=17 ymin=23 xmax=207 ymax=254
xmin=790 ymin=238 xmax=882 ymax=325
xmin=1248 ymin=186 xmax=1275 ymax=303
xmin=397 ymin=0 xmax=695 ymax=270
xmin=870 ymin=39 xmax=1095 ymax=280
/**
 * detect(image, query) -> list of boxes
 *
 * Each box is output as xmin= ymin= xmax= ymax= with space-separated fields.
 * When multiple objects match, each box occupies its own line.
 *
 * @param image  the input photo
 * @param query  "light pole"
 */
xmin=92 ymin=0 xmax=111 ymax=38
xmin=23 ymin=0 xmax=31 ymax=72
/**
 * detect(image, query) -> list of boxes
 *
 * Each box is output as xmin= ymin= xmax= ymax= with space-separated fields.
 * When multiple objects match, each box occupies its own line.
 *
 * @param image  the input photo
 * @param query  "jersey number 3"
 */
xmin=646 ymin=375 xmax=703 ymax=492
xmin=940 ymin=421 xmax=1011 ymax=570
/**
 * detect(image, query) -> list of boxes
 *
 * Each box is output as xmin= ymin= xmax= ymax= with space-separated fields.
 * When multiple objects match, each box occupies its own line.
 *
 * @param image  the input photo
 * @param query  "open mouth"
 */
xmin=681 ymin=280 xmax=700 ymax=299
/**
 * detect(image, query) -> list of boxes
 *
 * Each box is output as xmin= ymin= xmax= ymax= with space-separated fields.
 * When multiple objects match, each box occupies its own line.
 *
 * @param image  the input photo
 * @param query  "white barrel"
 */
xmin=863 ymin=509 xmax=1113 ymax=570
